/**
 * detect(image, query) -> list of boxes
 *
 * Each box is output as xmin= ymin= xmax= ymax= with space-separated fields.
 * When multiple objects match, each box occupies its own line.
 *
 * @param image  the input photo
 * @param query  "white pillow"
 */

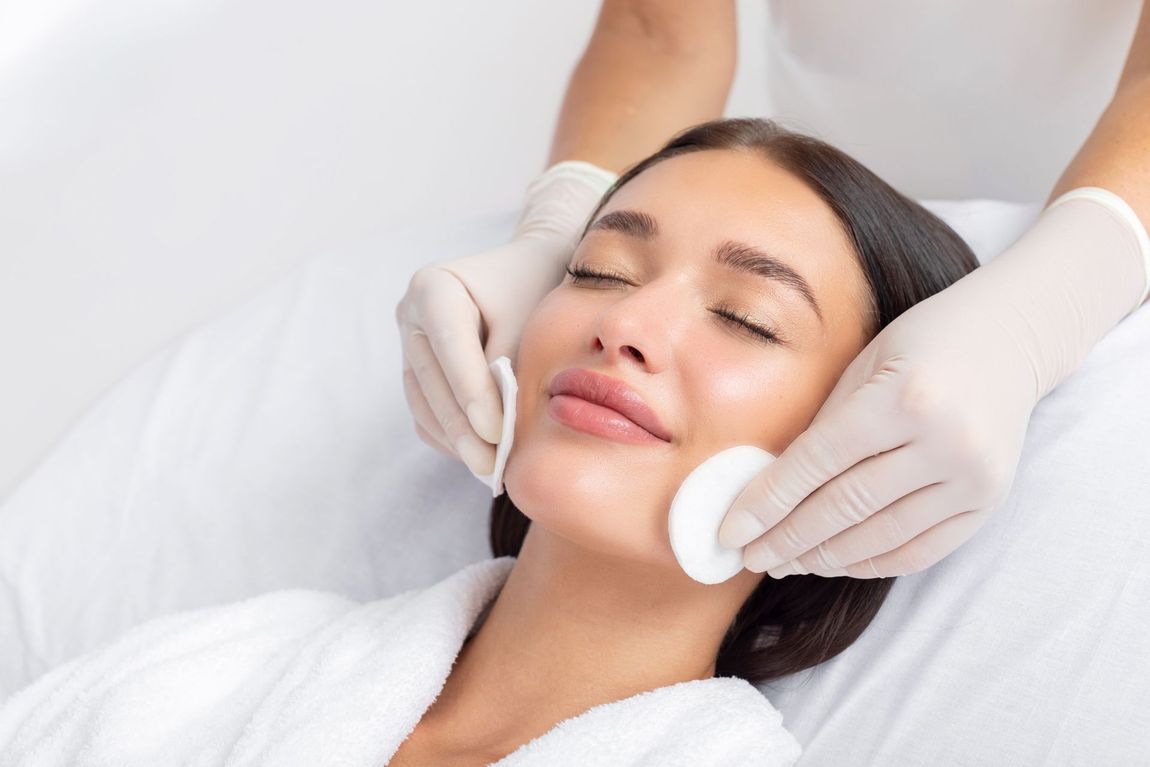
xmin=1 ymin=200 xmax=1147 ymax=766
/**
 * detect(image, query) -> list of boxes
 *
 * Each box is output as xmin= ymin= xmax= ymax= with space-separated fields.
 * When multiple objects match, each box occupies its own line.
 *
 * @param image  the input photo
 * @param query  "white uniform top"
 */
xmin=761 ymin=0 xmax=1143 ymax=201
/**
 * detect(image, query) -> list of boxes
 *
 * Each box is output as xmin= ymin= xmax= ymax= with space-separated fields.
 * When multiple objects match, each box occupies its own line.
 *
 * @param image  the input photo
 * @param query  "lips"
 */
xmin=548 ymin=368 xmax=671 ymax=442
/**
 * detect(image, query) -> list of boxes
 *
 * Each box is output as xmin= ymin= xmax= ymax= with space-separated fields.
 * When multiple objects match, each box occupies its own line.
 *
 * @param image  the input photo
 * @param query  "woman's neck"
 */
xmin=416 ymin=525 xmax=760 ymax=756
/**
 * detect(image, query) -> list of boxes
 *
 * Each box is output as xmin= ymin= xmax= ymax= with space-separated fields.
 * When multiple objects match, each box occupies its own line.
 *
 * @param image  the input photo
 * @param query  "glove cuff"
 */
xmin=512 ymin=160 xmax=620 ymax=252
xmin=1046 ymin=186 xmax=1150 ymax=313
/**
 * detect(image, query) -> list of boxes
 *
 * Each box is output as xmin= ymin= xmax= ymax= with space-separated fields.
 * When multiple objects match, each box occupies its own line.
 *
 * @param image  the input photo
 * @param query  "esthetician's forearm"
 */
xmin=1047 ymin=2 xmax=1150 ymax=305
xmin=547 ymin=0 xmax=737 ymax=175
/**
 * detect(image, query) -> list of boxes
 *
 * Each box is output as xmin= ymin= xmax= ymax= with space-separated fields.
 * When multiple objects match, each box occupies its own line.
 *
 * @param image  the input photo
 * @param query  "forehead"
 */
xmin=601 ymin=149 xmax=849 ymax=259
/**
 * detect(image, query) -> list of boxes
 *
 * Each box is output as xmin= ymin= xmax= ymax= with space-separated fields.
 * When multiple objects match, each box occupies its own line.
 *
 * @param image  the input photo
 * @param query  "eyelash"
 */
xmin=564 ymin=264 xmax=783 ymax=345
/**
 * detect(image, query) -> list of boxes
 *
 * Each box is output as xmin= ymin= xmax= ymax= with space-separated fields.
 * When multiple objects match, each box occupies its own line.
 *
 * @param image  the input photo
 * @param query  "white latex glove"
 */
xmin=395 ymin=160 xmax=618 ymax=475
xmin=718 ymin=187 xmax=1150 ymax=579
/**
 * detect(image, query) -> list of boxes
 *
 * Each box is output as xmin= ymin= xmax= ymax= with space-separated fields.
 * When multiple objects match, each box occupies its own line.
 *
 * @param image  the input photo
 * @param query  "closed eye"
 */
xmin=564 ymin=264 xmax=784 ymax=345
xmin=566 ymin=263 xmax=631 ymax=285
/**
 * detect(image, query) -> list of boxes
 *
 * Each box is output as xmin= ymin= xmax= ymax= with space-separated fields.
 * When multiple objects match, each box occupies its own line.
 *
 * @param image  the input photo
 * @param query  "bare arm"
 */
xmin=547 ymin=0 xmax=737 ymax=175
xmin=1048 ymin=0 xmax=1150 ymax=304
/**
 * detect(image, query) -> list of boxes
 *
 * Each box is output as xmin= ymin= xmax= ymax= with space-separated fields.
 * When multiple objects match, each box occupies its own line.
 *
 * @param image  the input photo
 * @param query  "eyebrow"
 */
xmin=586 ymin=208 xmax=825 ymax=325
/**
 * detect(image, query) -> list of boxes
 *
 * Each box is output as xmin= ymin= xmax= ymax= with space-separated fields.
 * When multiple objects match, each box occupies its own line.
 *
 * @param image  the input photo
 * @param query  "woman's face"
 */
xmin=504 ymin=148 xmax=874 ymax=573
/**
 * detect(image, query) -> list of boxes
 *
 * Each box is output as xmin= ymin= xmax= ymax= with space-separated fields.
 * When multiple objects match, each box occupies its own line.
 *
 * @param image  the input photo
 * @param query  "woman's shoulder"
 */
xmin=0 ymin=587 xmax=360 ymax=760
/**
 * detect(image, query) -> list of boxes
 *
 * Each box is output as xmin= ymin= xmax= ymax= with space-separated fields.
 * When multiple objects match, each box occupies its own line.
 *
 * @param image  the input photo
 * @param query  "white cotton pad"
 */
xmin=468 ymin=355 xmax=518 ymax=497
xmin=668 ymin=445 xmax=777 ymax=585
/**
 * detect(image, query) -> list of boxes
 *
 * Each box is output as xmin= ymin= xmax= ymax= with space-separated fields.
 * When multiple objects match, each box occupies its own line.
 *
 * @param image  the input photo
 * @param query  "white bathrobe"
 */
xmin=0 ymin=556 xmax=802 ymax=766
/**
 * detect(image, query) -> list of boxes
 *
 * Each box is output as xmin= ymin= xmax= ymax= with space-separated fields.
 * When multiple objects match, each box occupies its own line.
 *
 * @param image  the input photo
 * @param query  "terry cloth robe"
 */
xmin=0 ymin=556 xmax=802 ymax=766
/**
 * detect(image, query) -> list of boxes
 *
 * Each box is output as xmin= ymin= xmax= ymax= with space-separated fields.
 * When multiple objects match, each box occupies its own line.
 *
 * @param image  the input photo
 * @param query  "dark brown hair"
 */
xmin=488 ymin=117 xmax=979 ymax=686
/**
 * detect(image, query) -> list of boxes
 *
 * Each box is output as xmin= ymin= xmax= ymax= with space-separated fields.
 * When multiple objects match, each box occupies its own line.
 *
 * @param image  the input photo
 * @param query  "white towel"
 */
xmin=0 ymin=556 xmax=802 ymax=766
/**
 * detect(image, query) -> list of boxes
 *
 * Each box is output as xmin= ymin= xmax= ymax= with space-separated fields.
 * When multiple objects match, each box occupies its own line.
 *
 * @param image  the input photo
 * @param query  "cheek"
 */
xmin=516 ymin=289 xmax=583 ymax=365
xmin=685 ymin=350 xmax=837 ymax=457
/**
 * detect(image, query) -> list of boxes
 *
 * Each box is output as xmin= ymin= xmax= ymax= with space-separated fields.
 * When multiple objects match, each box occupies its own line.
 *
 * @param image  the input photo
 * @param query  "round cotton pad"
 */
xmin=468 ymin=355 xmax=518 ymax=497
xmin=668 ymin=445 xmax=777 ymax=585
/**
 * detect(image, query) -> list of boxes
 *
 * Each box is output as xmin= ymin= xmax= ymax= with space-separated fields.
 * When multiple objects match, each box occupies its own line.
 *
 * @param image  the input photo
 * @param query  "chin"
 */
xmin=503 ymin=450 xmax=681 ymax=571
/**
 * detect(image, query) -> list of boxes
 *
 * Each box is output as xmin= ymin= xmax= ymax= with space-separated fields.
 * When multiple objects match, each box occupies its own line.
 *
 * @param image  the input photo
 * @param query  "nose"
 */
xmin=592 ymin=278 xmax=683 ymax=371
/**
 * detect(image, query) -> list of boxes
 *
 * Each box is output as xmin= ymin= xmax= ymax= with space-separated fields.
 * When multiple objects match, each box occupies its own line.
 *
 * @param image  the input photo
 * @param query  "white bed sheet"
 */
xmin=1 ymin=199 xmax=1147 ymax=764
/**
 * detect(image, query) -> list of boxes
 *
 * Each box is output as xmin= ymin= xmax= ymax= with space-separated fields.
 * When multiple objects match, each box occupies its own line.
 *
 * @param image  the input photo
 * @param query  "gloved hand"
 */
xmin=395 ymin=160 xmax=618 ymax=476
xmin=718 ymin=187 xmax=1150 ymax=579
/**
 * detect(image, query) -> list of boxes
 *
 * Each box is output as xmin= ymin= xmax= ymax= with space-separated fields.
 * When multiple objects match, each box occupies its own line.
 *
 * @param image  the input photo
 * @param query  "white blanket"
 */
xmin=0 ymin=556 xmax=802 ymax=766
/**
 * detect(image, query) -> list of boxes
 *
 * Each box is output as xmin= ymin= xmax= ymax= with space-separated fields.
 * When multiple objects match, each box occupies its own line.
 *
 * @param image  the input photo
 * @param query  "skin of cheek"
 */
xmin=499 ymin=283 xmax=852 ymax=575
